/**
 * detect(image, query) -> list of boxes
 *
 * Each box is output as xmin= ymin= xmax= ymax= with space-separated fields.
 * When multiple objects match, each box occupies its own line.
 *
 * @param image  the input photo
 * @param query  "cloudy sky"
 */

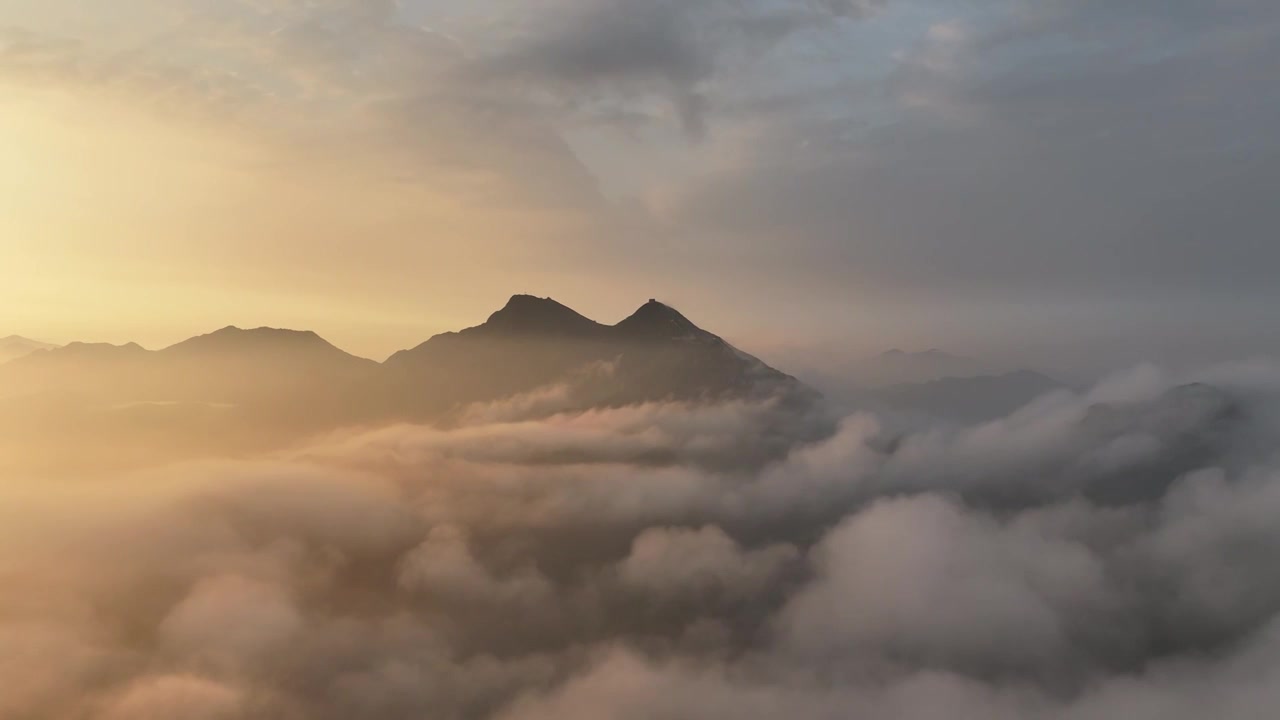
xmin=2 ymin=0 xmax=1277 ymax=367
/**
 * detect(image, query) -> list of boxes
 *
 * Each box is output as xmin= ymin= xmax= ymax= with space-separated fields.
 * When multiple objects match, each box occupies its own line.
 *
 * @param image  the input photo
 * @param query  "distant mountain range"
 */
xmin=857 ymin=348 xmax=990 ymax=387
xmin=1 ymin=298 xmax=1082 ymax=472
xmin=2 ymin=296 xmax=806 ymax=411
xmin=867 ymin=370 xmax=1069 ymax=424
xmin=0 ymin=296 xmax=818 ymax=473
xmin=0 ymin=335 xmax=58 ymax=364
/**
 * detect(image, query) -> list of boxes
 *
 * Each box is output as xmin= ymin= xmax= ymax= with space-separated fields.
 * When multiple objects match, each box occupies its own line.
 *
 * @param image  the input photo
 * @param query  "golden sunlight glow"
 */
xmin=0 ymin=85 xmax=593 ymax=357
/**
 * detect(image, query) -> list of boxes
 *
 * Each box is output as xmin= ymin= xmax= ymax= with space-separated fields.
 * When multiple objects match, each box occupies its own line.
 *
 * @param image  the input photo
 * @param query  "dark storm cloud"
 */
xmin=8 ymin=361 xmax=1280 ymax=718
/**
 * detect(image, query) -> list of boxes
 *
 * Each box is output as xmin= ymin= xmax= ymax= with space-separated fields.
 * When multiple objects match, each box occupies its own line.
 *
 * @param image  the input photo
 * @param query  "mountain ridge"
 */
xmin=389 ymin=296 xmax=730 ymax=365
xmin=6 ymin=296 xmax=764 ymax=369
xmin=382 ymin=295 xmax=808 ymax=415
xmin=0 ymin=295 xmax=814 ymax=453
xmin=0 ymin=335 xmax=61 ymax=364
xmin=0 ymin=296 xmax=819 ymax=472
xmin=869 ymin=369 xmax=1068 ymax=423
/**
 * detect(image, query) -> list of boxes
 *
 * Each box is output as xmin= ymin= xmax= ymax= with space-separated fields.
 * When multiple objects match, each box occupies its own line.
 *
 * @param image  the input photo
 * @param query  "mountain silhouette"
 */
xmin=613 ymin=299 xmax=708 ymax=340
xmin=159 ymin=326 xmax=379 ymax=395
xmin=4 ymin=328 xmax=377 ymax=407
xmin=164 ymin=325 xmax=358 ymax=357
xmin=0 ymin=297 xmax=818 ymax=472
xmin=386 ymin=296 xmax=807 ymax=415
xmin=0 ymin=335 xmax=60 ymax=364
xmin=464 ymin=294 xmax=606 ymax=338
xmin=856 ymin=348 xmax=989 ymax=386
xmin=869 ymin=370 xmax=1067 ymax=423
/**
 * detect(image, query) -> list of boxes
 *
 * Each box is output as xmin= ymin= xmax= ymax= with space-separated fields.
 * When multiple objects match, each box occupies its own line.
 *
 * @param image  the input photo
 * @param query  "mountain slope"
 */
xmin=2 ymin=328 xmax=378 ymax=402
xmin=0 ymin=335 xmax=60 ymax=365
xmin=386 ymin=296 xmax=809 ymax=415
xmin=602 ymin=300 xmax=802 ymax=406
xmin=156 ymin=326 xmax=380 ymax=403
xmin=384 ymin=296 xmax=614 ymax=412
xmin=0 ymin=297 xmax=820 ymax=472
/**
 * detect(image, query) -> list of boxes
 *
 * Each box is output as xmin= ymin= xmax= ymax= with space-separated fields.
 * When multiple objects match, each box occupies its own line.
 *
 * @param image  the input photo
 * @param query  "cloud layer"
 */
xmin=6 ymin=361 xmax=1280 ymax=718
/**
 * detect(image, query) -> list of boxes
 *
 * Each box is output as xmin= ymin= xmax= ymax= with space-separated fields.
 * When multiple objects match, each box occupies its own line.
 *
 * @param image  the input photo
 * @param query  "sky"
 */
xmin=1 ymin=0 xmax=1278 ymax=369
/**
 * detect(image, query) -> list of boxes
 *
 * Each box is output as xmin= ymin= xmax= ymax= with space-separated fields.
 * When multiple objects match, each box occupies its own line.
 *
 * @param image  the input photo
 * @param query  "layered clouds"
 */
xmin=7 ymin=360 xmax=1280 ymax=718
xmin=7 ymin=0 xmax=1278 ymax=364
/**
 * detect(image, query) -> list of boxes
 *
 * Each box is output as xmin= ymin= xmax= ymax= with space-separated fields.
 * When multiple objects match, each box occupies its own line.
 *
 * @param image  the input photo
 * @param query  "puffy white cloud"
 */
xmin=780 ymin=495 xmax=1110 ymax=672
xmin=619 ymin=525 xmax=798 ymax=599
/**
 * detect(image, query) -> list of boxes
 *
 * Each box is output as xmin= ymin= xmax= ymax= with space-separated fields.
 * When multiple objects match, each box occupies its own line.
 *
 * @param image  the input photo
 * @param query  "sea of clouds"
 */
xmin=5 ymin=361 xmax=1280 ymax=719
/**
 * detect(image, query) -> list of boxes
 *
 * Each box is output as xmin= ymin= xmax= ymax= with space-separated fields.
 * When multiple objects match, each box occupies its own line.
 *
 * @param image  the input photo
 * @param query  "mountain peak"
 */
xmin=0 ymin=335 xmax=57 ymax=351
xmin=216 ymin=325 xmax=323 ymax=342
xmin=63 ymin=341 xmax=145 ymax=351
xmin=614 ymin=299 xmax=708 ymax=340
xmin=163 ymin=326 xmax=340 ymax=356
xmin=23 ymin=341 xmax=147 ymax=363
xmin=476 ymin=295 xmax=604 ymax=337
